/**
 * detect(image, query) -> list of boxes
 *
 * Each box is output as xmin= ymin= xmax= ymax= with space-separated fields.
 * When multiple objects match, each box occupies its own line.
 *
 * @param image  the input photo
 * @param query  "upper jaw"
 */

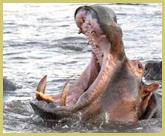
xmin=75 ymin=14 xmax=111 ymax=67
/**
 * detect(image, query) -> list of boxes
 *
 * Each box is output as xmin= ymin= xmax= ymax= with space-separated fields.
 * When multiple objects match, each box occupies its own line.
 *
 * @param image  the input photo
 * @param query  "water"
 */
xmin=3 ymin=3 xmax=162 ymax=133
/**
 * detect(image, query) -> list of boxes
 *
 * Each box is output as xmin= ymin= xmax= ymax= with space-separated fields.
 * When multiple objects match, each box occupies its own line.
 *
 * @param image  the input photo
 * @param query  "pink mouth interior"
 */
xmin=57 ymin=9 xmax=113 ymax=106
xmin=75 ymin=9 xmax=111 ymax=67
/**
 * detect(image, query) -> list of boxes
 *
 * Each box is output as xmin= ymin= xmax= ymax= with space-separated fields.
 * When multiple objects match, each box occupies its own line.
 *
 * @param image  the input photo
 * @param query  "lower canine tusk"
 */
xmin=60 ymin=79 xmax=70 ymax=106
xmin=36 ymin=75 xmax=47 ymax=94
xmin=35 ymin=91 xmax=54 ymax=103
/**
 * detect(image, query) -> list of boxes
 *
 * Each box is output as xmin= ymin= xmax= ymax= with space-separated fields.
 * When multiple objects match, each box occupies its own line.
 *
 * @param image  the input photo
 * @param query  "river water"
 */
xmin=3 ymin=3 xmax=162 ymax=133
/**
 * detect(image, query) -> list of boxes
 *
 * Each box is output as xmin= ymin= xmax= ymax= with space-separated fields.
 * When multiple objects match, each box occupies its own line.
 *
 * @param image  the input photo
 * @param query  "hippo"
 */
xmin=30 ymin=5 xmax=160 ymax=123
xmin=3 ymin=77 xmax=17 ymax=91
xmin=144 ymin=61 xmax=162 ymax=80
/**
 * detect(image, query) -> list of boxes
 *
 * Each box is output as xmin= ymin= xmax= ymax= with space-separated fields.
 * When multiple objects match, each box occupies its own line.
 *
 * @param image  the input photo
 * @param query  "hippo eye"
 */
xmin=138 ymin=63 xmax=142 ymax=69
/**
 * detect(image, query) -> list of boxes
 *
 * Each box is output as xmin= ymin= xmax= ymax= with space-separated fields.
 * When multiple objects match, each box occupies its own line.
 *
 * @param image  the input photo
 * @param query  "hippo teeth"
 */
xmin=87 ymin=30 xmax=104 ymax=66
xmin=35 ymin=76 xmax=70 ymax=106
xmin=36 ymin=75 xmax=47 ymax=94
xmin=86 ymin=20 xmax=90 ymax=25
xmin=90 ymin=30 xmax=95 ymax=36
xmin=35 ymin=91 xmax=54 ymax=103
xmin=76 ymin=18 xmax=84 ymax=23
xmin=78 ymin=18 xmax=105 ymax=66
xmin=59 ymin=79 xmax=70 ymax=106
xmin=78 ymin=28 xmax=82 ymax=34
xmin=100 ymin=34 xmax=106 ymax=38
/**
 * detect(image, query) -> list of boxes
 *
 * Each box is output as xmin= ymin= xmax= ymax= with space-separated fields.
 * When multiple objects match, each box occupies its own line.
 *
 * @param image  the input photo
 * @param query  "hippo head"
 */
xmin=30 ymin=5 xmax=159 ymax=123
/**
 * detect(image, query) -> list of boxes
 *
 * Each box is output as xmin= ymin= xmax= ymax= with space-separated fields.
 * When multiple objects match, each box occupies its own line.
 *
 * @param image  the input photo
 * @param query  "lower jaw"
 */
xmin=68 ymin=52 xmax=117 ymax=109
xmin=70 ymin=34 xmax=115 ymax=105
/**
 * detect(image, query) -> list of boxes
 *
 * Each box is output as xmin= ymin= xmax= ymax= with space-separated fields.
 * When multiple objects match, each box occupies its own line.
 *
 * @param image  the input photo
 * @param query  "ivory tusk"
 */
xmin=35 ymin=91 xmax=54 ymax=103
xmin=100 ymin=34 xmax=106 ymax=38
xmin=36 ymin=75 xmax=47 ymax=94
xmin=60 ymin=79 xmax=70 ymax=106
xmin=78 ymin=28 xmax=82 ymax=34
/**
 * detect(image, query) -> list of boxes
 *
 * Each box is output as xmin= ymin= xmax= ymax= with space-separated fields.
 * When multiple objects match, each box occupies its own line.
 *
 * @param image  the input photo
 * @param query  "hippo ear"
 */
xmin=141 ymin=82 xmax=159 ymax=99
xmin=145 ymin=82 xmax=159 ymax=92
xmin=140 ymin=82 xmax=159 ymax=114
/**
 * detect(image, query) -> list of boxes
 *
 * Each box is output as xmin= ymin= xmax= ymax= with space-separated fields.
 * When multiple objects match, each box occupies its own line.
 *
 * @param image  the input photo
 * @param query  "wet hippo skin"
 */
xmin=30 ymin=5 xmax=161 ymax=123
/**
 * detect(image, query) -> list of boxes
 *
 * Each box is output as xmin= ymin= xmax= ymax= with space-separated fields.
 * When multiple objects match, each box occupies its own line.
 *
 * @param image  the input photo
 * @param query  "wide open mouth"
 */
xmin=33 ymin=6 xmax=115 ymax=107
xmin=31 ymin=6 xmax=120 ymax=119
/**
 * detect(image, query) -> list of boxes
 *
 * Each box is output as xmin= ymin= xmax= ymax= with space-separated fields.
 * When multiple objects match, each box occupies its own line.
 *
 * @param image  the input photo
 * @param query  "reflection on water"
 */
xmin=3 ymin=3 xmax=162 ymax=133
